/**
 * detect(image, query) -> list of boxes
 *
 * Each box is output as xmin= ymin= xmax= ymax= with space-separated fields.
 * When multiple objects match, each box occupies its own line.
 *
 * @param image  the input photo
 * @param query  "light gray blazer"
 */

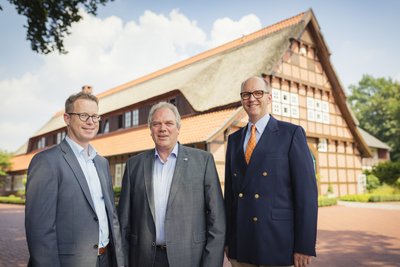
xmin=25 ymin=140 xmax=125 ymax=267
xmin=118 ymin=144 xmax=226 ymax=267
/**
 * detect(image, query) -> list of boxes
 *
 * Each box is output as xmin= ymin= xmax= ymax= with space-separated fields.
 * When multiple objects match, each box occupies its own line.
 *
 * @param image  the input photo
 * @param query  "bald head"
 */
xmin=241 ymin=76 xmax=271 ymax=94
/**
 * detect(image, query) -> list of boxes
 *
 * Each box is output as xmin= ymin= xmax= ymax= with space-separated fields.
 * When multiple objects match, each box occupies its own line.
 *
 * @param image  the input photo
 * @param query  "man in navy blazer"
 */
xmin=225 ymin=76 xmax=318 ymax=267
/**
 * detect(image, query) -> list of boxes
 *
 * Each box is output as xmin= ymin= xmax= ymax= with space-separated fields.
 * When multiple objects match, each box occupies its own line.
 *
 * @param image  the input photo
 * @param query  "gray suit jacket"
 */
xmin=25 ymin=140 xmax=125 ymax=267
xmin=118 ymin=144 xmax=226 ymax=267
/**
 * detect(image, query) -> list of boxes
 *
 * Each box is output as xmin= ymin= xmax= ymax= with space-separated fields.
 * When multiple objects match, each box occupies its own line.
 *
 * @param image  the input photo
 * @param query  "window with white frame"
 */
xmin=307 ymin=96 xmax=330 ymax=124
xmin=38 ymin=137 xmax=46 ymax=149
xmin=318 ymin=138 xmax=328 ymax=152
xmin=103 ymin=120 xmax=109 ymax=133
xmin=271 ymin=88 xmax=299 ymax=118
xmin=125 ymin=111 xmax=132 ymax=128
xmin=56 ymin=132 xmax=65 ymax=144
xmin=132 ymin=109 xmax=139 ymax=126
xmin=114 ymin=163 xmax=126 ymax=187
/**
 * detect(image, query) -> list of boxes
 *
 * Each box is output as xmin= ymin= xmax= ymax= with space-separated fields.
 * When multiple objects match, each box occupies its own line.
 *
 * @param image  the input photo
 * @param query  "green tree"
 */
xmin=0 ymin=150 xmax=12 ymax=176
xmin=369 ymin=161 xmax=400 ymax=186
xmin=348 ymin=75 xmax=400 ymax=161
xmin=0 ymin=0 xmax=113 ymax=54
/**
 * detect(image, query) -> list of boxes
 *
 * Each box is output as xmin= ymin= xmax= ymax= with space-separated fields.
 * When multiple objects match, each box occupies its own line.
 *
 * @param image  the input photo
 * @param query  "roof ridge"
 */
xmin=96 ymin=10 xmax=307 ymax=99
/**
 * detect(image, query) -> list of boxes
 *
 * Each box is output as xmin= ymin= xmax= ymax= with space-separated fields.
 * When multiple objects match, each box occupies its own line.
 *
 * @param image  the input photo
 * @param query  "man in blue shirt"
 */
xmin=118 ymin=102 xmax=226 ymax=267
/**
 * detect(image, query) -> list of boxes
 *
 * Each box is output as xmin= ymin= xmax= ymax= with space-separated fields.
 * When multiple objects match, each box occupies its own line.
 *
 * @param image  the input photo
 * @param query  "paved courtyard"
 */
xmin=1 ymin=203 xmax=399 ymax=267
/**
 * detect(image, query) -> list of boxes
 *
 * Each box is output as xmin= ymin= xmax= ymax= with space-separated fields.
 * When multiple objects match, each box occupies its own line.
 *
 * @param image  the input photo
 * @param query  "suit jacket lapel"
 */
xmin=238 ymin=125 xmax=248 ymax=171
xmin=60 ymin=140 xmax=96 ymax=213
xmin=167 ymin=144 xmax=187 ymax=209
xmin=144 ymin=150 xmax=156 ymax=224
xmin=236 ymin=125 xmax=248 ymax=188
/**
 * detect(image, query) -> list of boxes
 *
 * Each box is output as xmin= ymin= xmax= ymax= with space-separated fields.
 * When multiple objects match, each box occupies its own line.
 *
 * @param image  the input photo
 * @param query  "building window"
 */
xmin=103 ymin=119 xmax=109 ymax=133
xmin=117 ymin=114 xmax=123 ymax=129
xmin=13 ymin=175 xmax=25 ymax=191
xmin=125 ymin=111 xmax=132 ymax=128
xmin=318 ymin=138 xmax=328 ymax=152
xmin=271 ymin=88 xmax=299 ymax=118
xmin=5 ymin=176 xmax=11 ymax=191
xmin=56 ymin=132 xmax=66 ymax=144
xmin=38 ymin=137 xmax=46 ymax=149
xmin=114 ymin=163 xmax=126 ymax=187
xmin=132 ymin=109 xmax=139 ymax=126
xmin=307 ymin=96 xmax=330 ymax=124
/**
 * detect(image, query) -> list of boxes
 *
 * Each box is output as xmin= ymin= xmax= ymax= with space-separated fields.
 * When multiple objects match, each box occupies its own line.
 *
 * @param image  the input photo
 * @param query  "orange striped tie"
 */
xmin=245 ymin=125 xmax=256 ymax=164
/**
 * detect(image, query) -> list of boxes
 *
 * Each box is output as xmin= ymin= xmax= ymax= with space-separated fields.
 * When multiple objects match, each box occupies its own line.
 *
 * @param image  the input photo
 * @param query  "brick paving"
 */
xmin=1 ymin=203 xmax=399 ymax=267
xmin=0 ymin=204 xmax=28 ymax=267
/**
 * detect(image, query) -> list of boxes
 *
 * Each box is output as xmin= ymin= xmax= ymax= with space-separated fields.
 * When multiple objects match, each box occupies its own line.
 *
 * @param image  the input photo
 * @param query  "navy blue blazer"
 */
xmin=224 ymin=116 xmax=318 ymax=266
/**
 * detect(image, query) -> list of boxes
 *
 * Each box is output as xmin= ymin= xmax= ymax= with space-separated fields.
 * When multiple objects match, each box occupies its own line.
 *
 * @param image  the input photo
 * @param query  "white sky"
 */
xmin=0 ymin=0 xmax=399 ymax=153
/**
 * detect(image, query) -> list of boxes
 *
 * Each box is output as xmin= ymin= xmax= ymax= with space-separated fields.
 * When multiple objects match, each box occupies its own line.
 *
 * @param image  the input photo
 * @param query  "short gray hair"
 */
xmin=240 ymin=76 xmax=271 ymax=93
xmin=147 ymin=102 xmax=181 ymax=129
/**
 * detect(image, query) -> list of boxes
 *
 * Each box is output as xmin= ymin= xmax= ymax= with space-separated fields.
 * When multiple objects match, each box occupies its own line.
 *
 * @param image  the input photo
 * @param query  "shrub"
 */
xmin=339 ymin=193 xmax=400 ymax=202
xmin=394 ymin=177 xmax=400 ymax=191
xmin=340 ymin=194 xmax=371 ymax=202
xmin=368 ymin=194 xmax=400 ymax=202
xmin=366 ymin=174 xmax=380 ymax=191
xmin=370 ymin=161 xmax=400 ymax=185
xmin=371 ymin=184 xmax=396 ymax=194
xmin=318 ymin=196 xmax=337 ymax=207
xmin=0 ymin=196 xmax=25 ymax=204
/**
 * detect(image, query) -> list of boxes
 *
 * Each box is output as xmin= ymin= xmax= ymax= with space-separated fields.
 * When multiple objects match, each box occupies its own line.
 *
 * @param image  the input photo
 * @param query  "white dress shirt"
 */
xmin=153 ymin=143 xmax=178 ymax=245
xmin=65 ymin=136 xmax=110 ymax=249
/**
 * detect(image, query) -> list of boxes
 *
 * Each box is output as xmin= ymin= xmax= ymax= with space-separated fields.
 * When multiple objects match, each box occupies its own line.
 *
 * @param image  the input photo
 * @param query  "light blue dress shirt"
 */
xmin=153 ymin=143 xmax=178 ymax=245
xmin=65 ymin=136 xmax=110 ymax=249
xmin=243 ymin=113 xmax=270 ymax=153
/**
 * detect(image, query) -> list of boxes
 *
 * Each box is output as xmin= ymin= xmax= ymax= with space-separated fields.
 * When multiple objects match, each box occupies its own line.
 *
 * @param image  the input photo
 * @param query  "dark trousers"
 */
xmin=153 ymin=247 xmax=169 ymax=267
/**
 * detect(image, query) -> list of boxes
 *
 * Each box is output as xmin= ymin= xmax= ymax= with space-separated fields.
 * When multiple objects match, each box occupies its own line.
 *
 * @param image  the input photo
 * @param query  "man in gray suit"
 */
xmin=25 ymin=92 xmax=125 ymax=267
xmin=118 ymin=102 xmax=226 ymax=267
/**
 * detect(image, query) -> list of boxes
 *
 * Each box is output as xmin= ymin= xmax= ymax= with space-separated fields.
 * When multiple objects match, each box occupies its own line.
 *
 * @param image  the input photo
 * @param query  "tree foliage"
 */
xmin=0 ymin=150 xmax=12 ymax=176
xmin=1 ymin=0 xmax=113 ymax=54
xmin=367 ymin=161 xmax=400 ymax=186
xmin=348 ymin=75 xmax=400 ymax=161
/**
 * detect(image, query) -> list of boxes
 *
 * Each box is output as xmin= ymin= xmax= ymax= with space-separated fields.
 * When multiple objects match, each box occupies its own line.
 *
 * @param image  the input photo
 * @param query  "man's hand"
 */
xmin=294 ymin=252 xmax=312 ymax=267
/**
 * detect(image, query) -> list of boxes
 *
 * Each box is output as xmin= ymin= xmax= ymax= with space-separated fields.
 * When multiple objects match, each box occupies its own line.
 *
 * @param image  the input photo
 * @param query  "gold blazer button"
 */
xmin=262 ymin=171 xmax=268 ymax=176
xmin=239 ymin=193 xmax=244 ymax=198
xmin=254 ymin=193 xmax=260 ymax=199
xmin=252 ymin=217 xmax=258 ymax=222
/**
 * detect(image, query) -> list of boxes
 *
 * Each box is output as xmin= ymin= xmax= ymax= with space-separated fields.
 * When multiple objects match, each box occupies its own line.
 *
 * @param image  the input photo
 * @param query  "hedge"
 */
xmin=0 ymin=196 xmax=25 ymax=204
xmin=339 ymin=194 xmax=400 ymax=202
xmin=318 ymin=196 xmax=337 ymax=207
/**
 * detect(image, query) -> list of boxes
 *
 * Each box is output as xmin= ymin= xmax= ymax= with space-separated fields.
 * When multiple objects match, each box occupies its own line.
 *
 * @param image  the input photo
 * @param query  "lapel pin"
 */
xmin=183 ymin=157 xmax=188 ymax=161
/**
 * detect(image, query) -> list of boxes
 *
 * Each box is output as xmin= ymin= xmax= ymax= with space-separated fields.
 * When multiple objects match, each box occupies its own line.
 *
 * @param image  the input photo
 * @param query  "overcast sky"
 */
xmin=0 ymin=0 xmax=399 ymax=153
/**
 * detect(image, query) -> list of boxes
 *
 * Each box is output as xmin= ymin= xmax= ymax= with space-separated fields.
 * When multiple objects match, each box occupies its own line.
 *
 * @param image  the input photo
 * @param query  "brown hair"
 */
xmin=65 ymin=92 xmax=98 ymax=113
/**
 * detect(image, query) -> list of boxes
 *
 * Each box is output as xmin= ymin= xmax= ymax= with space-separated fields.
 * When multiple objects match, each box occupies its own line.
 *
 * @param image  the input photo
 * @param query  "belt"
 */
xmin=98 ymin=244 xmax=108 ymax=255
xmin=156 ymin=245 xmax=167 ymax=251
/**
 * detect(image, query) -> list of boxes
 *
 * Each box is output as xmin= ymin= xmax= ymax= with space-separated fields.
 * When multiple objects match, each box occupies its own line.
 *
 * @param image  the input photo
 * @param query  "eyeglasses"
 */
xmin=240 ymin=90 xmax=269 ymax=100
xmin=68 ymin=113 xmax=101 ymax=122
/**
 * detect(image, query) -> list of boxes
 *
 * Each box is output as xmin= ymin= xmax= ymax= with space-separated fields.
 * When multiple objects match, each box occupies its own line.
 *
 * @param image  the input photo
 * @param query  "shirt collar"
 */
xmin=65 ymin=135 xmax=97 ymax=160
xmin=248 ymin=113 xmax=270 ymax=133
xmin=154 ymin=142 xmax=179 ymax=161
